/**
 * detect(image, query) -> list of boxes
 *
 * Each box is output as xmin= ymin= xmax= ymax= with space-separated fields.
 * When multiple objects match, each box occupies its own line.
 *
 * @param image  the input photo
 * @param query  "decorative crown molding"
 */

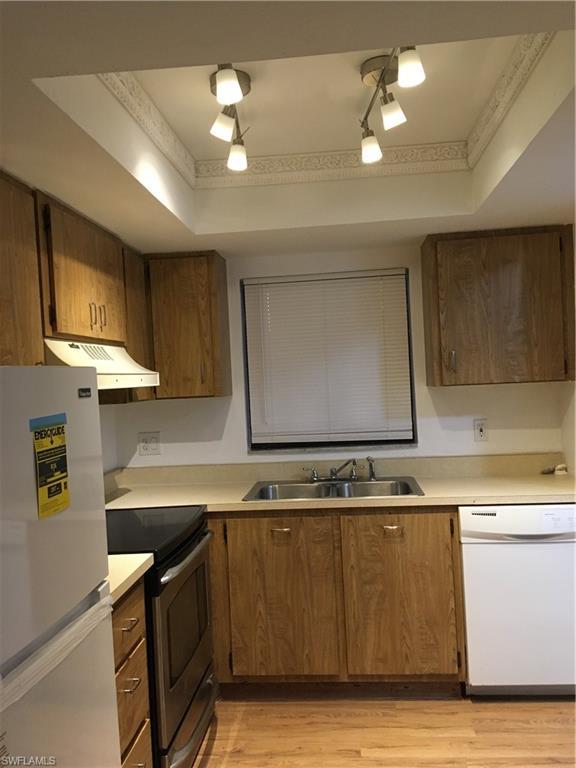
xmin=467 ymin=32 xmax=554 ymax=168
xmin=195 ymin=142 xmax=468 ymax=187
xmin=98 ymin=71 xmax=196 ymax=187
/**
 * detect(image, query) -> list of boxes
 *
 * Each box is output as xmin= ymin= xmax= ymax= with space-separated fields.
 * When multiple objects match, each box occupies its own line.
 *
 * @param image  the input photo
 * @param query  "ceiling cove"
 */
xmin=99 ymin=32 xmax=552 ymax=190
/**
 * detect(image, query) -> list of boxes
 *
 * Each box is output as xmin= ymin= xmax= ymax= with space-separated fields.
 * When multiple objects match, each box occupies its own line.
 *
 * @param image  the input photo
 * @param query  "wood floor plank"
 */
xmin=196 ymin=696 xmax=575 ymax=768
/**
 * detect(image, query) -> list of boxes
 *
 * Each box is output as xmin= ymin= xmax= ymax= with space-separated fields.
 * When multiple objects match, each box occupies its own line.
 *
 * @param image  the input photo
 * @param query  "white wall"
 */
xmin=561 ymin=386 xmax=575 ymax=475
xmin=101 ymin=245 xmax=570 ymax=468
xmin=99 ymin=404 xmax=118 ymax=473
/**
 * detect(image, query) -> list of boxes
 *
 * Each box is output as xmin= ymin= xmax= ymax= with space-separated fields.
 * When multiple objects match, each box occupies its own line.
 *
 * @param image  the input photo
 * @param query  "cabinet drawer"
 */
xmin=116 ymin=637 xmax=149 ymax=756
xmin=113 ymin=582 xmax=146 ymax=670
xmin=122 ymin=719 xmax=152 ymax=768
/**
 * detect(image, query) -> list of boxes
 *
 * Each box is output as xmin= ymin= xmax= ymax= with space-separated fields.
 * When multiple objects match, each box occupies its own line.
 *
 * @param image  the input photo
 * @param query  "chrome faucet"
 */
xmin=366 ymin=456 xmax=377 ymax=481
xmin=330 ymin=458 xmax=359 ymax=481
xmin=302 ymin=466 xmax=319 ymax=482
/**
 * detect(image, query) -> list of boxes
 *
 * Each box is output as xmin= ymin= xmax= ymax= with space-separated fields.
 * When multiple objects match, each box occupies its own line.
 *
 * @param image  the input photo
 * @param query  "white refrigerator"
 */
xmin=0 ymin=367 xmax=121 ymax=767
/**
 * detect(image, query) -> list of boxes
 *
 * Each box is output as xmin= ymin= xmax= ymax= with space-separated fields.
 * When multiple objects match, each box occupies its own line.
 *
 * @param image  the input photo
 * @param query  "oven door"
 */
xmin=152 ymin=528 xmax=213 ymax=750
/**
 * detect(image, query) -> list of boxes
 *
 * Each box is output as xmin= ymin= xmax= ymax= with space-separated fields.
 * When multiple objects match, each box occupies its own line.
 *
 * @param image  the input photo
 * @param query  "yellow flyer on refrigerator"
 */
xmin=29 ymin=412 xmax=70 ymax=519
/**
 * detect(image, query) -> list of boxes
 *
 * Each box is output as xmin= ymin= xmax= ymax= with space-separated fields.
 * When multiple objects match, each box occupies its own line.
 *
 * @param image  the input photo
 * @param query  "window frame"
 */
xmin=240 ymin=268 xmax=418 ymax=452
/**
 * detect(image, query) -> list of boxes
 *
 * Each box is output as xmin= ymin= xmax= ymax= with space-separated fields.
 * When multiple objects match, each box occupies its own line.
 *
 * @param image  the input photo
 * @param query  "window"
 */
xmin=242 ymin=269 xmax=416 ymax=450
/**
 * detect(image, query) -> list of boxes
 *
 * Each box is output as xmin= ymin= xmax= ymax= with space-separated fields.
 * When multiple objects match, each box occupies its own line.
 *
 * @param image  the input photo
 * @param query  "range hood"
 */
xmin=44 ymin=339 xmax=159 ymax=390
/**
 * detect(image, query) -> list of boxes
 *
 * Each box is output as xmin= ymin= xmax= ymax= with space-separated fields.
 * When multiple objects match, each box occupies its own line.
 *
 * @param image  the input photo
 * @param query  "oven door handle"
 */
xmin=160 ymin=530 xmax=214 ymax=586
xmin=169 ymin=675 xmax=218 ymax=768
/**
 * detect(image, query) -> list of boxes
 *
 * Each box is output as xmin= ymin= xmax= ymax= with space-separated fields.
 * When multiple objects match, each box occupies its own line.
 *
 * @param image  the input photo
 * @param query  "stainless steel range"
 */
xmin=106 ymin=505 xmax=216 ymax=768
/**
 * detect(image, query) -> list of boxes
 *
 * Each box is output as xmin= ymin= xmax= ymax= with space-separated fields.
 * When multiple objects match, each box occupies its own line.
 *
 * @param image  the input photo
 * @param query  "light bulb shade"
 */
xmin=227 ymin=140 xmax=248 ymax=172
xmin=397 ymin=47 xmax=426 ymax=88
xmin=361 ymin=131 xmax=382 ymax=164
xmin=380 ymin=94 xmax=407 ymax=131
xmin=210 ymin=109 xmax=236 ymax=142
xmin=215 ymin=67 xmax=243 ymax=105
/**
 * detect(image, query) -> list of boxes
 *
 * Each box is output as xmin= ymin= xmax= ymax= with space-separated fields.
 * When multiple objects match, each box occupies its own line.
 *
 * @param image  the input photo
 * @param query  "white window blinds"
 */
xmin=243 ymin=269 xmax=415 ymax=447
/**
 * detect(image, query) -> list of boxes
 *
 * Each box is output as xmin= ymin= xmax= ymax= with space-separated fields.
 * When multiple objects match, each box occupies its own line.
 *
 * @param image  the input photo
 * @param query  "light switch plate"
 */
xmin=473 ymin=418 xmax=488 ymax=442
xmin=138 ymin=431 xmax=161 ymax=456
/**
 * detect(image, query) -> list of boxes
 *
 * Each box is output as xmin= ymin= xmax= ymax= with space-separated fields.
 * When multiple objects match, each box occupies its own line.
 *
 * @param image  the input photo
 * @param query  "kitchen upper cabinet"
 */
xmin=148 ymin=252 xmax=232 ymax=399
xmin=341 ymin=512 xmax=458 ymax=676
xmin=37 ymin=194 xmax=126 ymax=343
xmin=0 ymin=172 xmax=44 ymax=365
xmin=226 ymin=516 xmax=341 ymax=676
xmin=123 ymin=246 xmax=154 ymax=401
xmin=422 ymin=226 xmax=575 ymax=385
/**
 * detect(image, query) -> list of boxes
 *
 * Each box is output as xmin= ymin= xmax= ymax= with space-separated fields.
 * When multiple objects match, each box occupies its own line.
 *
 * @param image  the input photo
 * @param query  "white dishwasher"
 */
xmin=459 ymin=503 xmax=575 ymax=695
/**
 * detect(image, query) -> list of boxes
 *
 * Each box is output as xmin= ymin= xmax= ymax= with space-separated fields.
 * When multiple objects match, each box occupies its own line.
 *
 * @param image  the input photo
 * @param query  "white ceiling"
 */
xmin=135 ymin=37 xmax=518 ymax=160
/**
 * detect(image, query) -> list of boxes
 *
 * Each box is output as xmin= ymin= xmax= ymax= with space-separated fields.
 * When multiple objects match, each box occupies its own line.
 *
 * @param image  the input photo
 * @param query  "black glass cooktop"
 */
xmin=106 ymin=505 xmax=206 ymax=563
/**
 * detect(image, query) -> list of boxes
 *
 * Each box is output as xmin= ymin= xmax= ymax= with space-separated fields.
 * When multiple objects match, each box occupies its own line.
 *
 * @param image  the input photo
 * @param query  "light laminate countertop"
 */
xmin=105 ymin=474 xmax=575 ymax=514
xmin=108 ymin=553 xmax=154 ymax=604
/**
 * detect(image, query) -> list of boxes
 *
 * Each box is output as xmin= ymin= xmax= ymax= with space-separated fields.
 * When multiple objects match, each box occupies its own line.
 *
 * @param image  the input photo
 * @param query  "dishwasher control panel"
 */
xmin=459 ymin=504 xmax=575 ymax=542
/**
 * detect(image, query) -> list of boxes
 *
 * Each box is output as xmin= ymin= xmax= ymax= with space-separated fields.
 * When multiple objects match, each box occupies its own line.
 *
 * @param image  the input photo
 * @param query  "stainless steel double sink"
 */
xmin=242 ymin=477 xmax=424 ymax=501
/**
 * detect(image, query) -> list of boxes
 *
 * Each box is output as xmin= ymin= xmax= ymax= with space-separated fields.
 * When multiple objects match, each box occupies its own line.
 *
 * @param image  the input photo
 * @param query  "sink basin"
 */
xmin=336 ymin=479 xmax=420 ymax=497
xmin=248 ymin=482 xmax=334 ymax=501
xmin=242 ymin=477 xmax=423 ymax=501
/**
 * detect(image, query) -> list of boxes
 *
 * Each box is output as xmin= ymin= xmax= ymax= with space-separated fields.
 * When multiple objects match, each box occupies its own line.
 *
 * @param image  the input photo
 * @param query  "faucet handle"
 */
xmin=366 ymin=456 xmax=376 ymax=481
xmin=303 ymin=466 xmax=319 ymax=482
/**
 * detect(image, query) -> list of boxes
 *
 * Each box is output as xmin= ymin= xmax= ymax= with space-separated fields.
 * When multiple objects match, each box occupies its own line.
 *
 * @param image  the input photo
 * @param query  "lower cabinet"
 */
xmin=341 ymin=512 xmax=458 ymax=675
xmin=227 ymin=516 xmax=341 ymax=676
xmin=111 ymin=581 xmax=153 ymax=767
xmin=211 ymin=509 xmax=464 ymax=682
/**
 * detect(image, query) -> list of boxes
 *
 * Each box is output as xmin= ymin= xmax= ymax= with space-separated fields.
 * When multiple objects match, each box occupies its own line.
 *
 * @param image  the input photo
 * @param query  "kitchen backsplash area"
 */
xmin=99 ymin=246 xmax=575 ymax=472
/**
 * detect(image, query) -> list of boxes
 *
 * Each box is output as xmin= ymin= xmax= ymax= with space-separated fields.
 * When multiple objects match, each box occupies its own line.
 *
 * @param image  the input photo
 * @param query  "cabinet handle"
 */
xmin=120 ymin=617 xmax=140 ymax=633
xmin=119 ymin=677 xmax=142 ymax=694
xmin=200 ymin=360 xmax=206 ymax=385
xmin=89 ymin=302 xmax=97 ymax=329
xmin=448 ymin=349 xmax=457 ymax=371
xmin=102 ymin=303 xmax=107 ymax=327
xmin=98 ymin=304 xmax=104 ymax=331
xmin=382 ymin=524 xmax=403 ymax=536
xmin=270 ymin=527 xmax=292 ymax=534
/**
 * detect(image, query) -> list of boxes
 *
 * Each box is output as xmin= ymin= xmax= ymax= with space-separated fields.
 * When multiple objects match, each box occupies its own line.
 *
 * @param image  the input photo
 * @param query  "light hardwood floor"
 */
xmin=197 ymin=695 xmax=575 ymax=767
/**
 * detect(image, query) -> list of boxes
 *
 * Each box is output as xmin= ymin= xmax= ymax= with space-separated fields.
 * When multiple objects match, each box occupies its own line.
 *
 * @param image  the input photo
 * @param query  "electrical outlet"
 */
xmin=473 ymin=418 xmax=488 ymax=442
xmin=138 ymin=431 xmax=161 ymax=456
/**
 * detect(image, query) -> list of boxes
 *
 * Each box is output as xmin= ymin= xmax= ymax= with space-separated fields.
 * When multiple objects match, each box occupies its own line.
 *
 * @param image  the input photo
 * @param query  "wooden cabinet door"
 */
xmin=341 ymin=513 xmax=458 ymax=676
xmin=44 ymin=202 xmax=126 ymax=342
xmin=123 ymin=247 xmax=154 ymax=401
xmin=227 ymin=516 xmax=341 ymax=676
xmin=437 ymin=233 xmax=565 ymax=384
xmin=149 ymin=255 xmax=214 ymax=398
xmin=0 ymin=173 xmax=44 ymax=365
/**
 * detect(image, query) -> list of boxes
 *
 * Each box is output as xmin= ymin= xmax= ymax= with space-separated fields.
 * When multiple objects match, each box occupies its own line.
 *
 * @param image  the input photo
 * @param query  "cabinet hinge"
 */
xmin=228 ymin=651 xmax=233 ymax=672
xmin=42 ymin=205 xmax=51 ymax=232
xmin=48 ymin=304 xmax=57 ymax=327
xmin=223 ymin=522 xmax=228 ymax=545
xmin=449 ymin=518 xmax=455 ymax=537
xmin=457 ymin=651 xmax=462 ymax=669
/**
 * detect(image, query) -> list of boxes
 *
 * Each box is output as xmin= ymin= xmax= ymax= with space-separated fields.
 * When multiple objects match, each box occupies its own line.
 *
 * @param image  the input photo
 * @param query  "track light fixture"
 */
xmin=358 ymin=45 xmax=425 ymax=164
xmin=360 ymin=123 xmax=382 ymax=164
xmin=398 ymin=47 xmax=426 ymax=88
xmin=209 ymin=64 xmax=251 ymax=171
xmin=210 ymin=105 xmax=236 ymax=142
xmin=380 ymin=90 xmax=407 ymax=131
